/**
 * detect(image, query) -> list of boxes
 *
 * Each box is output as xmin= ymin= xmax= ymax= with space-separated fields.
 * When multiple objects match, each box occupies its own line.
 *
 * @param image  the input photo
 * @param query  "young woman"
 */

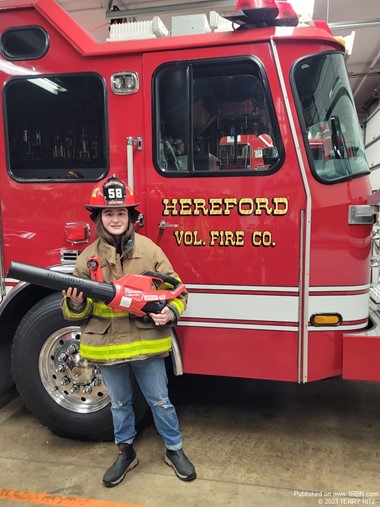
xmin=62 ymin=174 xmax=196 ymax=487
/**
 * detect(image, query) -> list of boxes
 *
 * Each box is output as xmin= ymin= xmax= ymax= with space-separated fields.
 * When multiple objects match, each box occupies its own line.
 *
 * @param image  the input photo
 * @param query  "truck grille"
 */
xmin=60 ymin=250 xmax=81 ymax=264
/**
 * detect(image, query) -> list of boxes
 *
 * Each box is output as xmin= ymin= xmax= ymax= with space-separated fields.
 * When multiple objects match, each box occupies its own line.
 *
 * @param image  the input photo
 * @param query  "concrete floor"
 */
xmin=0 ymin=375 xmax=380 ymax=507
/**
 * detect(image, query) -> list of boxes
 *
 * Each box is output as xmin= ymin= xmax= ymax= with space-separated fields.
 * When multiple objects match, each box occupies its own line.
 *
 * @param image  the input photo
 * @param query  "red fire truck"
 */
xmin=0 ymin=0 xmax=377 ymax=441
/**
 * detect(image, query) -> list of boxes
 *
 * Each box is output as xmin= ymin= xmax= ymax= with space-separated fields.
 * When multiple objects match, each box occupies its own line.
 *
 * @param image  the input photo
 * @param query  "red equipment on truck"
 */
xmin=0 ymin=0 xmax=378 ymax=440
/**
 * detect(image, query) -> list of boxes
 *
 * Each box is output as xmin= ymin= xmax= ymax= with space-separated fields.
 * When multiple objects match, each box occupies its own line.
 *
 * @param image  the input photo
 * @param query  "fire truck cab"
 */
xmin=0 ymin=0 xmax=378 ymax=440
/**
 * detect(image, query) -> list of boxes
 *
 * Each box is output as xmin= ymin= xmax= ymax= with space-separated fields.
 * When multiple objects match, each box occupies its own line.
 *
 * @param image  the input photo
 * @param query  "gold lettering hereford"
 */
xmin=162 ymin=197 xmax=289 ymax=248
xmin=162 ymin=197 xmax=288 ymax=216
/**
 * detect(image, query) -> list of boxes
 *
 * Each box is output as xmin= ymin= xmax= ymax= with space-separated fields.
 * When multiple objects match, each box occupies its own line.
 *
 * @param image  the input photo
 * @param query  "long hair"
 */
xmin=94 ymin=209 xmax=135 ymax=256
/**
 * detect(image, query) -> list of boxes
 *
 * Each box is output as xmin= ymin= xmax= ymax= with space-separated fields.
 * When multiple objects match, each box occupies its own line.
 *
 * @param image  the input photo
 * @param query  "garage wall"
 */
xmin=366 ymin=103 xmax=380 ymax=191
xmin=56 ymin=0 xmax=114 ymax=41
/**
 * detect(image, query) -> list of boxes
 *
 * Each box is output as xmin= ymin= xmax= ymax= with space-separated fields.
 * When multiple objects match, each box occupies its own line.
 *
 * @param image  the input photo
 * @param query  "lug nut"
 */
xmin=66 ymin=345 xmax=78 ymax=355
xmin=83 ymin=385 xmax=93 ymax=394
xmin=56 ymin=364 xmax=66 ymax=373
xmin=58 ymin=353 xmax=68 ymax=362
xmin=60 ymin=377 xmax=70 ymax=385
xmin=70 ymin=384 xmax=80 ymax=393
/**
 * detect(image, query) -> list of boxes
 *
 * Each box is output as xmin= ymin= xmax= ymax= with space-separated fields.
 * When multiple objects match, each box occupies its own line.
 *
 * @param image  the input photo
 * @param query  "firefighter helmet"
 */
xmin=85 ymin=174 xmax=140 ymax=222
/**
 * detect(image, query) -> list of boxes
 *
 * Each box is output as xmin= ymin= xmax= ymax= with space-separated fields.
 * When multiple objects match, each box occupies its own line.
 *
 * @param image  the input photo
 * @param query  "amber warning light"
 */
xmin=310 ymin=314 xmax=342 ymax=327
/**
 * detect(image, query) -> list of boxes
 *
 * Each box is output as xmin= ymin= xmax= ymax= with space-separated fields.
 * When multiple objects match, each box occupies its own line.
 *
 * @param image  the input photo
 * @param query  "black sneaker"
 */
xmin=165 ymin=449 xmax=196 ymax=481
xmin=103 ymin=443 xmax=138 ymax=488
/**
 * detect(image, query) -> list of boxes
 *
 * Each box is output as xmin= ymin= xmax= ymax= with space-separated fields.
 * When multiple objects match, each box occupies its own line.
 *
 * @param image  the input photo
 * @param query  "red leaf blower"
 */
xmin=8 ymin=261 xmax=186 ymax=317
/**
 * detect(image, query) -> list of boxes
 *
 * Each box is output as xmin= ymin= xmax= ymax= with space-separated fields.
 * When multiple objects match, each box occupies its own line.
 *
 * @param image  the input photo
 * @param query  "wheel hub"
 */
xmin=39 ymin=326 xmax=110 ymax=413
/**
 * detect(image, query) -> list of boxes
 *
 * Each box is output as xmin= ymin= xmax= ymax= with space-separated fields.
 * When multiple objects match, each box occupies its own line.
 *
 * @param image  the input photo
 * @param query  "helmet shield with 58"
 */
xmin=85 ymin=175 xmax=140 ymax=222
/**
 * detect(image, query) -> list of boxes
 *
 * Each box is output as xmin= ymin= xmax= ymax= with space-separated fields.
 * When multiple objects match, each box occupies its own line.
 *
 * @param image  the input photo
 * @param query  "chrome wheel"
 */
xmin=39 ymin=326 xmax=110 ymax=413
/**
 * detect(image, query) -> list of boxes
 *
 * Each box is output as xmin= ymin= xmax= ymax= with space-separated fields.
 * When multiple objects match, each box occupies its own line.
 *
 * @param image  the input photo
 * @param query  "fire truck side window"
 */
xmin=0 ymin=26 xmax=49 ymax=61
xmin=154 ymin=59 xmax=282 ymax=175
xmin=4 ymin=73 xmax=107 ymax=181
xmin=293 ymin=52 xmax=369 ymax=183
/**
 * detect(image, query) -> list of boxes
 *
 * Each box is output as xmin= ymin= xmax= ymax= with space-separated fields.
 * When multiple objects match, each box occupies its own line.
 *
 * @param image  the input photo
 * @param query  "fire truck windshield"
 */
xmin=293 ymin=52 xmax=369 ymax=183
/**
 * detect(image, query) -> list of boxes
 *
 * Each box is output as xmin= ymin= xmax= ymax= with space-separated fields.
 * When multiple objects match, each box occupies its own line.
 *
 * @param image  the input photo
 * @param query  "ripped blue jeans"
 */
xmin=99 ymin=357 xmax=182 ymax=451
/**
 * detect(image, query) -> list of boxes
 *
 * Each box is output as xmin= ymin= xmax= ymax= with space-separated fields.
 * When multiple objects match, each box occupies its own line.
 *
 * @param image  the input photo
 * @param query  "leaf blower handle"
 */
xmin=141 ymin=271 xmax=183 ymax=289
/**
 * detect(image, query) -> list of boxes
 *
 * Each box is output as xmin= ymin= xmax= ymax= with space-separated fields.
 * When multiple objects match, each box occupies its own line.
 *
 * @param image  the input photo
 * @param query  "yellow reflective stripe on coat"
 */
xmin=169 ymin=298 xmax=185 ymax=316
xmin=62 ymin=297 xmax=91 ymax=320
xmin=91 ymin=300 xmax=130 ymax=318
xmin=80 ymin=336 xmax=172 ymax=360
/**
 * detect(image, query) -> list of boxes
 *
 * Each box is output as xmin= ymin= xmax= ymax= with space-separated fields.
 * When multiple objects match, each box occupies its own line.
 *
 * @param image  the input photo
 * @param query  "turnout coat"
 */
xmin=62 ymin=233 xmax=187 ymax=365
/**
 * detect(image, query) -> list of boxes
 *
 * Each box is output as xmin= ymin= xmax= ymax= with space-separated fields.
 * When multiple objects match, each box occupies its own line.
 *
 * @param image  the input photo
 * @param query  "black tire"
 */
xmin=11 ymin=292 xmax=149 ymax=441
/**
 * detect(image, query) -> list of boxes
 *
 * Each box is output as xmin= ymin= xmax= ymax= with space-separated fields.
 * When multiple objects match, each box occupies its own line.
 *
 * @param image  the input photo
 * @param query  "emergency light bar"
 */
xmin=235 ymin=0 xmax=279 ymax=22
xmin=272 ymin=1 xmax=299 ymax=26
xmin=223 ymin=0 xmax=298 ymax=27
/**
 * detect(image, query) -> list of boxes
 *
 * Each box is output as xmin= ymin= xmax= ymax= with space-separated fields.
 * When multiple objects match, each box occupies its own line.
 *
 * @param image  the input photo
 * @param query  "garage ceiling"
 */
xmin=313 ymin=0 xmax=380 ymax=121
xmin=58 ymin=0 xmax=380 ymax=122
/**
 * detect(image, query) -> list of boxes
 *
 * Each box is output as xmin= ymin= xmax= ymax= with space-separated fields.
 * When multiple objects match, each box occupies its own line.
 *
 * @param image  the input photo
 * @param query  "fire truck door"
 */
xmin=141 ymin=49 xmax=307 ymax=382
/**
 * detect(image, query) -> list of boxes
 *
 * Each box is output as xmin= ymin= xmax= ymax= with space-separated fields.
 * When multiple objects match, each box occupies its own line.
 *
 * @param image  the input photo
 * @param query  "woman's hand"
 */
xmin=149 ymin=306 xmax=175 ymax=326
xmin=62 ymin=287 xmax=84 ymax=303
